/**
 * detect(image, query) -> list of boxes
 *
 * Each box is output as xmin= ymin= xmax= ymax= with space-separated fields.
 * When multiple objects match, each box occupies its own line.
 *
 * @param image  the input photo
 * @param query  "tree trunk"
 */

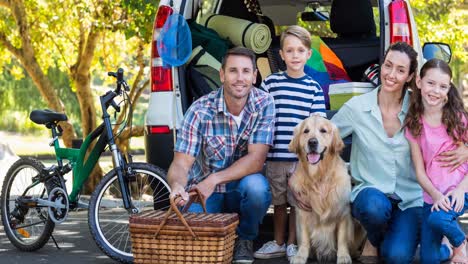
xmin=114 ymin=41 xmax=148 ymax=154
xmin=70 ymin=25 xmax=102 ymax=194
xmin=0 ymin=0 xmax=76 ymax=146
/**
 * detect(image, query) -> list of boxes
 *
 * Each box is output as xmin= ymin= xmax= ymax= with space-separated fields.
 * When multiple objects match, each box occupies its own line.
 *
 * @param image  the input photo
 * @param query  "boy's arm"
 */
xmin=310 ymin=83 xmax=327 ymax=118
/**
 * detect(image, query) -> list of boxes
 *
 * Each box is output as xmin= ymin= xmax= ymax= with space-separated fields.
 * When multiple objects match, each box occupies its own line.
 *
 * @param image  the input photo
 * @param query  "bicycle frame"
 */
xmin=51 ymin=123 xmax=107 ymax=203
xmin=45 ymin=69 xmax=133 ymax=207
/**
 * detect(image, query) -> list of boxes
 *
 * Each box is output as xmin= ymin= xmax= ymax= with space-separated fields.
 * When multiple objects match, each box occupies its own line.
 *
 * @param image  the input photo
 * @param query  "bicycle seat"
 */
xmin=30 ymin=109 xmax=68 ymax=125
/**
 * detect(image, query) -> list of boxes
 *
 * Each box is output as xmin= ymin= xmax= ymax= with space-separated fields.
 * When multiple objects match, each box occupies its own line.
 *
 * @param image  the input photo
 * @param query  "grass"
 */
xmin=0 ymin=130 xmax=145 ymax=157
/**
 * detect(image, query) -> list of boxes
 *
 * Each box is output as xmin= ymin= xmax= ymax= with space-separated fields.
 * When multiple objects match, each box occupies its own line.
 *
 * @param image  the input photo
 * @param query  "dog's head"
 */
xmin=289 ymin=115 xmax=344 ymax=165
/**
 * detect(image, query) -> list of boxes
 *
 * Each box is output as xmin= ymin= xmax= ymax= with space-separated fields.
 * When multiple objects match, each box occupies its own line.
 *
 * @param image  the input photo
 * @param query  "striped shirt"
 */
xmin=261 ymin=72 xmax=326 ymax=161
xmin=174 ymin=86 xmax=275 ymax=192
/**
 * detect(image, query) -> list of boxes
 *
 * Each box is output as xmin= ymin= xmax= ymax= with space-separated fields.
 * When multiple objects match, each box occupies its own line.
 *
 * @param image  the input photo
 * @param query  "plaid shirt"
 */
xmin=175 ymin=87 xmax=275 ymax=192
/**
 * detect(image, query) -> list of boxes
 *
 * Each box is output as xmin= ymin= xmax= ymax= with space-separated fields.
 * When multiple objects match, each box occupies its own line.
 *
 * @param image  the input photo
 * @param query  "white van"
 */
xmin=144 ymin=0 xmax=451 ymax=171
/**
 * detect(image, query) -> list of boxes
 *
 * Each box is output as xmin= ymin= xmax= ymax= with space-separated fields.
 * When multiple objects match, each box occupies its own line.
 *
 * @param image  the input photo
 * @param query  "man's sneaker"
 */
xmin=286 ymin=244 xmax=298 ymax=261
xmin=233 ymin=239 xmax=254 ymax=264
xmin=253 ymin=240 xmax=286 ymax=259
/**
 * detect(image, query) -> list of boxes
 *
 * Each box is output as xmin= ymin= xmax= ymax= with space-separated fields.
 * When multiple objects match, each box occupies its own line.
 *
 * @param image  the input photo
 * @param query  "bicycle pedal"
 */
xmin=76 ymin=200 xmax=89 ymax=209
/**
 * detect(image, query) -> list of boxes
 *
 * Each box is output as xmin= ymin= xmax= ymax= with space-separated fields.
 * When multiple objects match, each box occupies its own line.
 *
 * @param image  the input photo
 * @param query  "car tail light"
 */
xmin=389 ymin=0 xmax=412 ymax=46
xmin=148 ymin=126 xmax=171 ymax=134
xmin=151 ymin=5 xmax=174 ymax=92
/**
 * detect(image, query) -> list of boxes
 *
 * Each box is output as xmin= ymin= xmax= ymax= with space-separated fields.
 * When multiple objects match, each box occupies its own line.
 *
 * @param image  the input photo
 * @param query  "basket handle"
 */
xmin=153 ymin=189 xmax=206 ymax=239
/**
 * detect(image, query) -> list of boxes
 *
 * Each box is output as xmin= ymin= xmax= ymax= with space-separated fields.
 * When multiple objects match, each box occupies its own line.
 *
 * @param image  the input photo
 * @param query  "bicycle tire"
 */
xmin=88 ymin=162 xmax=171 ymax=263
xmin=0 ymin=157 xmax=55 ymax=251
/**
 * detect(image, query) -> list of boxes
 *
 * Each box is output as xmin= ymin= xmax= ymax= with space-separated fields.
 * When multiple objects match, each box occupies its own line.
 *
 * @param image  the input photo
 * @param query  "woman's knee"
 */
xmin=381 ymin=246 xmax=415 ymax=264
xmin=419 ymin=254 xmax=439 ymax=264
xmin=352 ymin=188 xmax=391 ymax=225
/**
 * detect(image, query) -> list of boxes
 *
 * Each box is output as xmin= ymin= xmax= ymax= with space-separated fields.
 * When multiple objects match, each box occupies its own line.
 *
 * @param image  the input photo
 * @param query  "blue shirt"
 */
xmin=175 ymin=87 xmax=275 ymax=192
xmin=331 ymin=87 xmax=423 ymax=210
xmin=261 ymin=72 xmax=326 ymax=161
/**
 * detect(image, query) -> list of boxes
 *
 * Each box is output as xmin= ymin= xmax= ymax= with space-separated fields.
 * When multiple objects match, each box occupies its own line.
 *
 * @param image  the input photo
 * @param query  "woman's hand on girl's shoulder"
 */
xmin=437 ymin=142 xmax=468 ymax=172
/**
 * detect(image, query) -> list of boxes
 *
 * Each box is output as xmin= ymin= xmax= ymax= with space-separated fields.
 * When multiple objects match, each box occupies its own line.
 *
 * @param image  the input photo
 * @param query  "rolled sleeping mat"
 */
xmin=187 ymin=46 xmax=222 ymax=70
xmin=199 ymin=14 xmax=272 ymax=54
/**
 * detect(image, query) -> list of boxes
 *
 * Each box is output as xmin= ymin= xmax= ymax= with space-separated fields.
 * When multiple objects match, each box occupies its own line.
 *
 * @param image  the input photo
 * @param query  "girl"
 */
xmin=405 ymin=59 xmax=468 ymax=264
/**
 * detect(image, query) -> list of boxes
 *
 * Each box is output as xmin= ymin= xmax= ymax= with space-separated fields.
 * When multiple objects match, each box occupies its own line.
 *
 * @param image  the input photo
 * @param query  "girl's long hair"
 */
xmin=404 ymin=59 xmax=468 ymax=142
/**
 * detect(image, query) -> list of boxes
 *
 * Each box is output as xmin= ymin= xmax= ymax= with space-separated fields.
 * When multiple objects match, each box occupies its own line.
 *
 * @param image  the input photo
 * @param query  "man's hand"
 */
xmin=437 ymin=142 xmax=468 ymax=172
xmin=192 ymin=175 xmax=218 ymax=203
xmin=170 ymin=182 xmax=189 ymax=207
xmin=448 ymin=188 xmax=466 ymax=213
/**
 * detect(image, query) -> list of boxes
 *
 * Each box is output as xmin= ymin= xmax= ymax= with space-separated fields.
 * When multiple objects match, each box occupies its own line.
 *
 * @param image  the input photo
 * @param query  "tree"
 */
xmin=412 ymin=0 xmax=467 ymax=87
xmin=0 ymin=0 xmax=157 ymax=191
xmin=0 ymin=0 xmax=77 ymax=145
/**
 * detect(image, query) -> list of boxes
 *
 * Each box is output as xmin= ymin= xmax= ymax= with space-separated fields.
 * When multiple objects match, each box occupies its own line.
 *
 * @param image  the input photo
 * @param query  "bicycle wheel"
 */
xmin=0 ymin=157 xmax=55 ymax=251
xmin=88 ymin=162 xmax=171 ymax=263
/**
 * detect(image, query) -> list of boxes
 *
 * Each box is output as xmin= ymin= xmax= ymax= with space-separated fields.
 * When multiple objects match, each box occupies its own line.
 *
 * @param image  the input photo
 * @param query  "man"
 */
xmin=167 ymin=47 xmax=275 ymax=264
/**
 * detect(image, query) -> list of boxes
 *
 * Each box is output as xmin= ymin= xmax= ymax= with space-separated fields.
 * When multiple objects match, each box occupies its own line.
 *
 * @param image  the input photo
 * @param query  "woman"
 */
xmin=331 ymin=42 xmax=421 ymax=263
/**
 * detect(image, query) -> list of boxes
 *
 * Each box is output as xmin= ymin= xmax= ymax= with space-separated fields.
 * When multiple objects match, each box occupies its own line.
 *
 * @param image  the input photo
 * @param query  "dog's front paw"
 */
xmin=290 ymin=255 xmax=308 ymax=264
xmin=337 ymin=254 xmax=352 ymax=264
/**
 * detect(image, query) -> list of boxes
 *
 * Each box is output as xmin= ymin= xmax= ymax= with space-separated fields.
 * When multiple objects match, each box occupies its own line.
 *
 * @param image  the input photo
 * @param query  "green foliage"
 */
xmin=0 ymin=111 xmax=44 ymax=134
xmin=0 ymin=0 xmax=160 ymax=135
xmin=412 ymin=0 xmax=467 ymax=64
xmin=0 ymin=64 xmax=47 ymax=115
xmin=0 ymin=63 xmax=82 ymax=133
xmin=122 ymin=0 xmax=158 ymax=41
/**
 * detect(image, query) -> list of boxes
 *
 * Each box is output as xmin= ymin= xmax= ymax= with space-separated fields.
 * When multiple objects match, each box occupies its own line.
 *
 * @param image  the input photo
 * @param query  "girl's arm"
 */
xmin=408 ymin=140 xmax=451 ymax=211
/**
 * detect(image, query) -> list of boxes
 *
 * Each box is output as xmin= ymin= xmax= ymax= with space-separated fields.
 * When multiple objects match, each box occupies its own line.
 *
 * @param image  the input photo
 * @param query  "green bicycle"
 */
xmin=0 ymin=69 xmax=171 ymax=263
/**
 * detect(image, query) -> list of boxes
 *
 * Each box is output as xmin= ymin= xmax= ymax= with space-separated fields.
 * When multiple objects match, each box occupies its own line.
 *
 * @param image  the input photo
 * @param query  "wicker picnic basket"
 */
xmin=129 ymin=190 xmax=239 ymax=264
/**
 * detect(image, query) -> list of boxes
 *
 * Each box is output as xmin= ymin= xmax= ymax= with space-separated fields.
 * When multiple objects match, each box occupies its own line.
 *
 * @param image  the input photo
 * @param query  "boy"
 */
xmin=254 ymin=25 xmax=327 ymax=261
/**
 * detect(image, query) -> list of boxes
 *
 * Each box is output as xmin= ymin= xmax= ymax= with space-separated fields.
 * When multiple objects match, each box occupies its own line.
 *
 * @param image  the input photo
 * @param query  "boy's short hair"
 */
xmin=280 ymin=25 xmax=311 ymax=49
xmin=221 ymin=46 xmax=257 ymax=71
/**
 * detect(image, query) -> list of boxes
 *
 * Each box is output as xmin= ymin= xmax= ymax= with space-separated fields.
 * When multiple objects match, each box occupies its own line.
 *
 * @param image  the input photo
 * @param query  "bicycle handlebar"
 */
xmin=107 ymin=68 xmax=130 ymax=93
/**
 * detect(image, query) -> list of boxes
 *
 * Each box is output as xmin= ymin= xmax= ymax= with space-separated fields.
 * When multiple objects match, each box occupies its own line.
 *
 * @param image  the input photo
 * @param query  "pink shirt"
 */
xmin=405 ymin=116 xmax=468 ymax=204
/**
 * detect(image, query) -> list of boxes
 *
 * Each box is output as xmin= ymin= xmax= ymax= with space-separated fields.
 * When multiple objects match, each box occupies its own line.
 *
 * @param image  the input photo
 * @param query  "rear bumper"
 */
xmin=144 ymin=132 xmax=175 ymax=172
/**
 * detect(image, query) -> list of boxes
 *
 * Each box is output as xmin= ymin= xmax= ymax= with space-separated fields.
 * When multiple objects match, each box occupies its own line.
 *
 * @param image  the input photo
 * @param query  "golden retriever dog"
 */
xmin=288 ymin=115 xmax=365 ymax=264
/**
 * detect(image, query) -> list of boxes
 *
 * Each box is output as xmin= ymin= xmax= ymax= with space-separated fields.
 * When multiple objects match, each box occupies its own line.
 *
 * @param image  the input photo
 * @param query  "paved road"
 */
xmin=0 ymin=209 xmax=359 ymax=264
xmin=2 ymin=207 xmax=468 ymax=264
xmin=0 ymin=209 xmax=115 ymax=264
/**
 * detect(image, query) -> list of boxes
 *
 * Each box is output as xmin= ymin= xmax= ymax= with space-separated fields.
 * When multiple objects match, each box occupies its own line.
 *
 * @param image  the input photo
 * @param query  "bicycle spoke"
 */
xmin=89 ymin=165 xmax=170 ymax=261
xmin=13 ymin=220 xmax=47 ymax=229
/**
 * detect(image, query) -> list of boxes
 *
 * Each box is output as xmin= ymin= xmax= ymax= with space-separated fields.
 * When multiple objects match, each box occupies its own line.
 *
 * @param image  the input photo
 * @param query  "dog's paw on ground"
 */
xmin=337 ymin=254 xmax=352 ymax=264
xmin=289 ymin=255 xmax=308 ymax=264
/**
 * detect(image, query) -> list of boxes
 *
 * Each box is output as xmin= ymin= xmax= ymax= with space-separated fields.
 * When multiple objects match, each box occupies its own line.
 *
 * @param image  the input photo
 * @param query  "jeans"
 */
xmin=187 ymin=173 xmax=272 ymax=240
xmin=352 ymin=188 xmax=421 ymax=264
xmin=420 ymin=194 xmax=468 ymax=264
